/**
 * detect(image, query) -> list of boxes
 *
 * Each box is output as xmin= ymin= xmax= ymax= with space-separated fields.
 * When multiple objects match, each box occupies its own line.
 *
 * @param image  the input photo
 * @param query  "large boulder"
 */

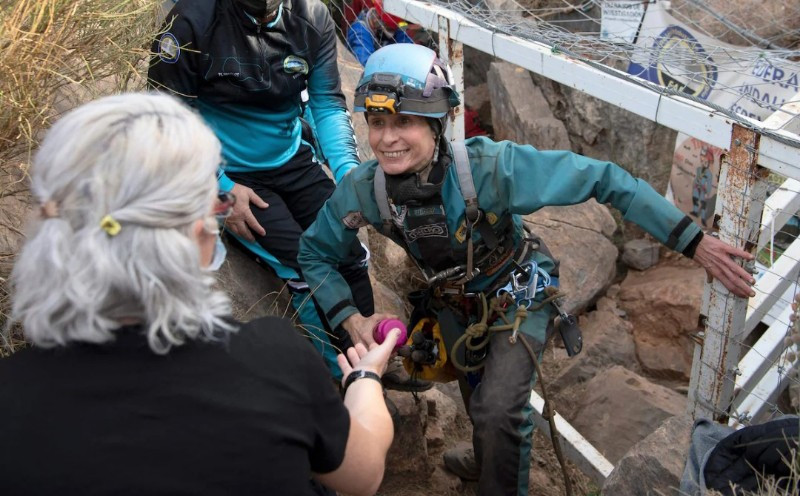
xmin=618 ymin=262 xmax=705 ymax=380
xmin=602 ymin=414 xmax=693 ymax=496
xmin=383 ymin=387 xmax=463 ymax=482
xmin=551 ymin=296 xmax=638 ymax=397
xmin=622 ymin=238 xmax=661 ymax=271
xmin=488 ymin=61 xmax=572 ymax=151
xmin=385 ymin=390 xmax=430 ymax=477
xmin=523 ymin=199 xmax=618 ymax=314
xmin=570 ymin=365 xmax=686 ymax=463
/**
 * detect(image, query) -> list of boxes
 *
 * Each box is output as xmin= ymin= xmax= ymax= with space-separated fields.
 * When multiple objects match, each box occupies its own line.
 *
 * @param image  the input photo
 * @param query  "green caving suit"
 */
xmin=298 ymin=136 xmax=701 ymax=496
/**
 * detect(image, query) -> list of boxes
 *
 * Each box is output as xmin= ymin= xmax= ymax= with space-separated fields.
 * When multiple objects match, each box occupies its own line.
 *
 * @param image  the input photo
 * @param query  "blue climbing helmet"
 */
xmin=354 ymin=44 xmax=461 ymax=122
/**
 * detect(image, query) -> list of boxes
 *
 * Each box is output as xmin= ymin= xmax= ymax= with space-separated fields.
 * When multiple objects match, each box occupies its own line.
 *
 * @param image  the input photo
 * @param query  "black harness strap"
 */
xmin=373 ymin=141 xmax=502 ymax=283
xmin=373 ymin=167 xmax=393 ymax=235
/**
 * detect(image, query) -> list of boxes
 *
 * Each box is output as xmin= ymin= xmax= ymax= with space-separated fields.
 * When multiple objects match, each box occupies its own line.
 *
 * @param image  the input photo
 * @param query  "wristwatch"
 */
xmin=343 ymin=369 xmax=382 ymax=393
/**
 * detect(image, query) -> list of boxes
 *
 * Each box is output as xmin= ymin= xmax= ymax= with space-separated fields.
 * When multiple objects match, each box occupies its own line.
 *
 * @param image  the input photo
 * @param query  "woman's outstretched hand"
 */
xmin=693 ymin=234 xmax=757 ymax=299
xmin=337 ymin=328 xmax=402 ymax=389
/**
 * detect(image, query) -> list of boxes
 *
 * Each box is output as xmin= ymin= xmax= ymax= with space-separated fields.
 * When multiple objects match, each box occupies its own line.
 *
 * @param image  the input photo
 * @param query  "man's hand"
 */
xmin=225 ymin=183 xmax=268 ymax=241
xmin=342 ymin=312 xmax=397 ymax=348
xmin=693 ymin=234 xmax=757 ymax=299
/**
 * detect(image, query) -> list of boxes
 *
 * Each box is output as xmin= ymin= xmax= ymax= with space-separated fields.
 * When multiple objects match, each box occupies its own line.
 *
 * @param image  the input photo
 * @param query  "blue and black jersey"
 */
xmin=148 ymin=0 xmax=360 ymax=190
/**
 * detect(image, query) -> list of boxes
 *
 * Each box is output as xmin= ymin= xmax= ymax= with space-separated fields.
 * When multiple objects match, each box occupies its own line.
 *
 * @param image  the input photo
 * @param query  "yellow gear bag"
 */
xmin=402 ymin=317 xmax=459 ymax=383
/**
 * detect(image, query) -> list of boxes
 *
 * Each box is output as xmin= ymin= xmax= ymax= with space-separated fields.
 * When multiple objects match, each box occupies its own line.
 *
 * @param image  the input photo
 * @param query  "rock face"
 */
xmin=488 ymin=61 xmax=572 ymax=151
xmin=464 ymin=82 xmax=492 ymax=133
xmin=366 ymin=226 xmax=425 ymax=306
xmin=529 ymin=72 xmax=677 ymax=194
xmin=372 ymin=277 xmax=409 ymax=321
xmin=523 ymin=200 xmax=618 ymax=314
xmin=386 ymin=390 xmax=430 ymax=476
xmin=618 ymin=263 xmax=705 ymax=380
xmin=383 ymin=386 xmax=465 ymax=494
xmin=602 ymin=414 xmax=693 ymax=496
xmin=570 ymin=365 xmax=687 ymax=463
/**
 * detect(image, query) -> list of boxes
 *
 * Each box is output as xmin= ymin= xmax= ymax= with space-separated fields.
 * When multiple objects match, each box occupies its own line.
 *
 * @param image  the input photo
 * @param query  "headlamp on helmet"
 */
xmin=363 ymin=74 xmax=402 ymax=114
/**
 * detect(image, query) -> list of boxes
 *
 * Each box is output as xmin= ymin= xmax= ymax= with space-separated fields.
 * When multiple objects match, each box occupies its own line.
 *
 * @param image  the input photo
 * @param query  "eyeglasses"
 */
xmin=214 ymin=191 xmax=236 ymax=219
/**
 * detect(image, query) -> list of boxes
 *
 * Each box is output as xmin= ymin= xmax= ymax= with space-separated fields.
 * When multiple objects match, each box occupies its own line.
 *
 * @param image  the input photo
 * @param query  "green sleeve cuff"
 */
xmin=622 ymin=179 xmax=702 ymax=253
xmin=327 ymin=304 xmax=360 ymax=330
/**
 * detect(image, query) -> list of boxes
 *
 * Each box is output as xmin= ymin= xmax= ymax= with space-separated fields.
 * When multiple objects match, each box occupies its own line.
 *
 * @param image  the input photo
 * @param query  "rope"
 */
xmin=519 ymin=334 xmax=574 ymax=496
xmin=447 ymin=287 xmax=574 ymax=496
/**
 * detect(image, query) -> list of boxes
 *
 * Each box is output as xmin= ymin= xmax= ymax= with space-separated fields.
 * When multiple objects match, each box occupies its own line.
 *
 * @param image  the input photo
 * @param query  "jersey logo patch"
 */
xmin=283 ymin=55 xmax=309 ymax=75
xmin=158 ymin=33 xmax=180 ymax=64
xmin=406 ymin=224 xmax=448 ymax=242
xmin=342 ymin=211 xmax=369 ymax=229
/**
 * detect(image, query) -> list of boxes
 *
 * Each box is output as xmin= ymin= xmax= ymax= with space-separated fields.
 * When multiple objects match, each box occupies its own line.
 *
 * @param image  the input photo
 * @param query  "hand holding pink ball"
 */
xmin=373 ymin=319 xmax=407 ymax=351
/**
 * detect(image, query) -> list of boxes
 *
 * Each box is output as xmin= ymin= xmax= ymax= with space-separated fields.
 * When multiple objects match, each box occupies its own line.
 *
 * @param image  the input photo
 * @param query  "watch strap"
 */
xmin=343 ymin=369 xmax=382 ymax=393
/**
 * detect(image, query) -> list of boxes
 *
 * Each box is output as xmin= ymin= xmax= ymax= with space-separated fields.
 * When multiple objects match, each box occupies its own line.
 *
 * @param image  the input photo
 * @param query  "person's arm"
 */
xmin=347 ymin=21 xmax=376 ymax=67
xmin=147 ymin=8 xmax=200 ymax=100
xmin=313 ymin=332 xmax=401 ymax=495
xmin=298 ymin=166 xmax=382 ymax=342
xmin=307 ymin=8 xmax=360 ymax=183
xmin=485 ymin=139 xmax=755 ymax=297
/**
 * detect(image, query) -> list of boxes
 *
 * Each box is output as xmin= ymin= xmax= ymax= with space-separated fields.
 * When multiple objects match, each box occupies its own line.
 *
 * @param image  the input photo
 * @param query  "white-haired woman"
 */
xmin=0 ymin=92 xmax=396 ymax=496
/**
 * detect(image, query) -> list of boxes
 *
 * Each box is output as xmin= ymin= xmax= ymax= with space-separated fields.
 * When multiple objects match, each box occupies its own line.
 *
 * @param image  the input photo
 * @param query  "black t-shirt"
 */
xmin=0 ymin=317 xmax=349 ymax=495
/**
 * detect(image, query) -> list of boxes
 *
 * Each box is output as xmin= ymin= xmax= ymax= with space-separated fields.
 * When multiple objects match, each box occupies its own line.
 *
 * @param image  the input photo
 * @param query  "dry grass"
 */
xmin=0 ymin=0 xmax=163 ymax=165
xmin=0 ymin=0 xmax=164 ymax=348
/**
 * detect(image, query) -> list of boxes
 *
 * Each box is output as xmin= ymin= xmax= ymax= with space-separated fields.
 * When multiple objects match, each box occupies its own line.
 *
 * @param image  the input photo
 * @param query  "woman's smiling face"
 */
xmin=367 ymin=113 xmax=436 ymax=176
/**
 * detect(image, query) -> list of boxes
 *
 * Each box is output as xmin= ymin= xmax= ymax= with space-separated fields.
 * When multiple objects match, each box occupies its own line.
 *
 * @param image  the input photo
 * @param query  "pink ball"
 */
xmin=373 ymin=319 xmax=407 ymax=350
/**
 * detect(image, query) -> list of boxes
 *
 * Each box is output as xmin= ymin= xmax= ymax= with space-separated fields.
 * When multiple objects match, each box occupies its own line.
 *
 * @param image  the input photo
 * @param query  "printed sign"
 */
xmin=600 ymin=0 xmax=647 ymax=44
xmin=628 ymin=2 xmax=799 ymax=228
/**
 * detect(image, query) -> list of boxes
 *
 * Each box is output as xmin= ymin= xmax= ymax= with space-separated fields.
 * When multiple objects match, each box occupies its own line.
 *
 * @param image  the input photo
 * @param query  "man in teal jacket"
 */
xmin=298 ymin=44 xmax=755 ymax=495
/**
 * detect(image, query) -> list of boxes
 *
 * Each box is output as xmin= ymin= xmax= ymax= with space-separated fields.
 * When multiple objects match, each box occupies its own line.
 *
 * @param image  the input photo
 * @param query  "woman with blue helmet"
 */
xmin=299 ymin=44 xmax=755 ymax=494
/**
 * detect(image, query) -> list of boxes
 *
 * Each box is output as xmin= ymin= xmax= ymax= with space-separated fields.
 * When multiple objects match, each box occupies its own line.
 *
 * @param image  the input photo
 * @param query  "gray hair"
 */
xmin=8 ymin=92 xmax=234 ymax=353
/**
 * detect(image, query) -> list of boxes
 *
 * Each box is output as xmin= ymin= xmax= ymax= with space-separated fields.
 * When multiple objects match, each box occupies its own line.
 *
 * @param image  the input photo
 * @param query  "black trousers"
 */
xmin=226 ymin=144 xmax=373 ymax=351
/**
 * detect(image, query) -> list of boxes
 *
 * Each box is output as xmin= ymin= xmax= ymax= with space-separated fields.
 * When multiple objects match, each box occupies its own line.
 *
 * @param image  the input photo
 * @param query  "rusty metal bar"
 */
xmin=437 ymin=14 xmax=465 ymax=141
xmin=689 ymin=124 xmax=768 ymax=422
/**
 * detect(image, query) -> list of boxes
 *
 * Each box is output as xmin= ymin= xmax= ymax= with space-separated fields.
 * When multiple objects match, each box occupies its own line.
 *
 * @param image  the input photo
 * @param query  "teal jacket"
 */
xmin=298 ymin=137 xmax=701 ymax=329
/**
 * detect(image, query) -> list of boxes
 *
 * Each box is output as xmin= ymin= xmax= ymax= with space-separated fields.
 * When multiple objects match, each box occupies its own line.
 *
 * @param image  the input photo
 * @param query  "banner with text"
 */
xmin=628 ymin=2 xmax=798 ymax=228
xmin=600 ymin=0 xmax=647 ymax=44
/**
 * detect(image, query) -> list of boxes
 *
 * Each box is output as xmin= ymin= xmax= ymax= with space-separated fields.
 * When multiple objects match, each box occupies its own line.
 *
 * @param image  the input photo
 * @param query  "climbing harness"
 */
xmin=374 ymin=140 xmax=506 ymax=286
